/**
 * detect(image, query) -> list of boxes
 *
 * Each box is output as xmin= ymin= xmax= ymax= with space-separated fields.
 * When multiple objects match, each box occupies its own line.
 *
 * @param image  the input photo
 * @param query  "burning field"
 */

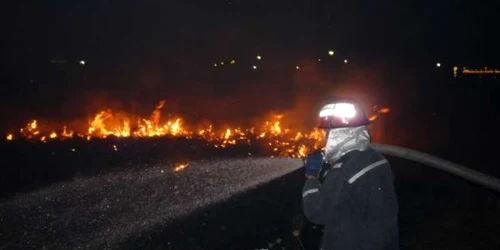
xmin=0 ymin=99 xmax=391 ymax=203
xmin=4 ymin=100 xmax=390 ymax=158
xmin=1 ymin=99 xmax=500 ymax=250
xmin=0 ymin=98 xmax=398 ymax=250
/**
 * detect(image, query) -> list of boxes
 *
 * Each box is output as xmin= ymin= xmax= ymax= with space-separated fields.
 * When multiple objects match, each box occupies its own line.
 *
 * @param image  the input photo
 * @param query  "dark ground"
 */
xmin=125 ymin=156 xmax=500 ymax=250
xmin=0 ymin=138 xmax=499 ymax=249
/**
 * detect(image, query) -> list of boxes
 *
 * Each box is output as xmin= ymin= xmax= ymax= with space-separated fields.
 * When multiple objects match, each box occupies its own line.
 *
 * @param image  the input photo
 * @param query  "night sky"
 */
xmin=1 ymin=0 xmax=499 ymax=130
xmin=4 ymin=1 xmax=498 ymax=62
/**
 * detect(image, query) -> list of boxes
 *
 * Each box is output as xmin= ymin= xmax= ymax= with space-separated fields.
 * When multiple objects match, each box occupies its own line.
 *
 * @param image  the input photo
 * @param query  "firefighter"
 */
xmin=302 ymin=98 xmax=399 ymax=250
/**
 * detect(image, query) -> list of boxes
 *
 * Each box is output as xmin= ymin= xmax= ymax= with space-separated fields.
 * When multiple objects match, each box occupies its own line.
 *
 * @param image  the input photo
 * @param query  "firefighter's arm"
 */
xmin=302 ymin=169 xmax=344 ymax=224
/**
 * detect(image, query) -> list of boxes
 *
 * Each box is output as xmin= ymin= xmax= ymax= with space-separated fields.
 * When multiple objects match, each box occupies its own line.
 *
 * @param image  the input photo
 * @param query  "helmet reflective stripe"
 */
xmin=318 ymin=98 xmax=370 ymax=129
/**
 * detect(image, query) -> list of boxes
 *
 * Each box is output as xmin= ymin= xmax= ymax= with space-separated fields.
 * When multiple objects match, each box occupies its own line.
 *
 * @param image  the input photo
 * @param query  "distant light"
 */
xmin=230 ymin=59 xmax=236 ymax=65
xmin=328 ymin=50 xmax=334 ymax=56
xmin=436 ymin=62 xmax=441 ymax=68
xmin=318 ymin=59 xmax=321 ymax=62
xmin=220 ymin=61 xmax=224 ymax=65
xmin=252 ymin=65 xmax=257 ymax=69
xmin=79 ymin=60 xmax=85 ymax=65
xmin=6 ymin=134 xmax=13 ymax=141
xmin=344 ymin=59 xmax=348 ymax=64
xmin=296 ymin=66 xmax=300 ymax=70
xmin=214 ymin=63 xmax=218 ymax=67
xmin=257 ymin=55 xmax=262 ymax=60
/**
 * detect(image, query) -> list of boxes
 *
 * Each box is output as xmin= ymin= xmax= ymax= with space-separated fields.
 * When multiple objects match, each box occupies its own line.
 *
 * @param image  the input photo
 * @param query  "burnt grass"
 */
xmin=1 ymin=138 xmax=500 ymax=249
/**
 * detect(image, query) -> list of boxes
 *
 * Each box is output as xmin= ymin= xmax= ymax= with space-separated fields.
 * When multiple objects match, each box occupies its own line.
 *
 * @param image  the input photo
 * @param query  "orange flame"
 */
xmin=30 ymin=120 xmax=37 ymax=130
xmin=378 ymin=108 xmax=390 ymax=114
xmin=298 ymin=144 xmax=308 ymax=157
xmin=174 ymin=163 xmax=189 ymax=172
xmin=5 ymin=100 xmax=390 ymax=158
xmin=369 ymin=107 xmax=391 ymax=122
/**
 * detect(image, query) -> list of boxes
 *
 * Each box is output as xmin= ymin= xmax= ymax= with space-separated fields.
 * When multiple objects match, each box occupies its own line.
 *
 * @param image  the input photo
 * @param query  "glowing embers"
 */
xmin=174 ymin=163 xmax=189 ymax=172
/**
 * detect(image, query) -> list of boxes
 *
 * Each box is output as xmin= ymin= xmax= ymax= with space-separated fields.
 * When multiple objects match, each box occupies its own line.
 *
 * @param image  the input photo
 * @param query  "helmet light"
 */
xmin=319 ymin=103 xmax=356 ymax=118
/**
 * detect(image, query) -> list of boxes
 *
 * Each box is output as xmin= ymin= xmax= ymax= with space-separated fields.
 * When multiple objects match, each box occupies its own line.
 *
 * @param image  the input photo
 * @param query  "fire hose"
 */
xmin=371 ymin=143 xmax=500 ymax=193
xmin=301 ymin=144 xmax=500 ymax=193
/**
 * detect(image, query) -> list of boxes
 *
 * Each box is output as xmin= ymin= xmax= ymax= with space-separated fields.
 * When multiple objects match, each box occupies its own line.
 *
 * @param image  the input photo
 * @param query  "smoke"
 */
xmin=2 ymin=52 xmax=429 ymax=149
xmin=282 ymin=59 xmax=392 ymax=131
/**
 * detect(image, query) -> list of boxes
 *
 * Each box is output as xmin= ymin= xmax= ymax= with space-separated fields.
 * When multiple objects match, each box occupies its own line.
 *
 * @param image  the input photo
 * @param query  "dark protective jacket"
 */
xmin=302 ymin=147 xmax=399 ymax=250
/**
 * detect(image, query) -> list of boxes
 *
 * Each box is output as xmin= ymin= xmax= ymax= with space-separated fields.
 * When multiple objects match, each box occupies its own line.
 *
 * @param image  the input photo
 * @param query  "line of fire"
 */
xmin=3 ymin=99 xmax=390 ymax=158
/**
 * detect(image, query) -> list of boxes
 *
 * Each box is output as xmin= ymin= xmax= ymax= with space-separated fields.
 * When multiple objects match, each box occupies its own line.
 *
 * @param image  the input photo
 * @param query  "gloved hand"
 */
xmin=305 ymin=150 xmax=324 ymax=178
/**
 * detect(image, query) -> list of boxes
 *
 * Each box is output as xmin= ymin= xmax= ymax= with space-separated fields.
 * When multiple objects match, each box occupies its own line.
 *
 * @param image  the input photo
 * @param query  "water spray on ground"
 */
xmin=0 ymin=158 xmax=302 ymax=249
